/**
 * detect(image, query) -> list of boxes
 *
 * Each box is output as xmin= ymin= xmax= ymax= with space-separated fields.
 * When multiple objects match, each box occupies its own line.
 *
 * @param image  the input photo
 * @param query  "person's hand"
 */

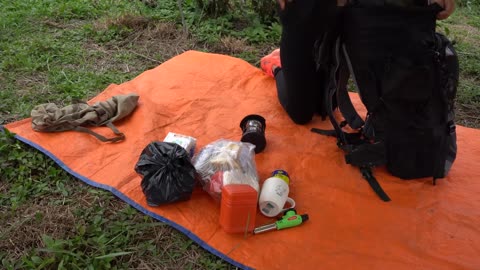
xmin=433 ymin=0 xmax=456 ymax=20
xmin=277 ymin=0 xmax=293 ymax=10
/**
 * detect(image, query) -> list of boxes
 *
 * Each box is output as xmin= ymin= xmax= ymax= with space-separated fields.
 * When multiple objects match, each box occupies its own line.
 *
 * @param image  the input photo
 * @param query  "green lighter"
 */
xmin=253 ymin=209 xmax=309 ymax=234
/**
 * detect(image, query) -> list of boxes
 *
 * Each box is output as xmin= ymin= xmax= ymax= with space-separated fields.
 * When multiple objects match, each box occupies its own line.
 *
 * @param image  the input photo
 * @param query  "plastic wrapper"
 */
xmin=192 ymin=139 xmax=260 ymax=201
xmin=135 ymin=141 xmax=196 ymax=206
xmin=163 ymin=132 xmax=197 ymax=157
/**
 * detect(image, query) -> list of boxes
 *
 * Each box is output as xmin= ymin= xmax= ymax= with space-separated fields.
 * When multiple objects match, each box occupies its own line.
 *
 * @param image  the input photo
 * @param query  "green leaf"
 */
xmin=78 ymin=225 xmax=86 ymax=236
xmin=37 ymin=257 xmax=56 ymax=269
xmin=30 ymin=255 xmax=42 ymax=265
xmin=36 ymin=248 xmax=79 ymax=258
xmin=94 ymin=251 xmax=134 ymax=259
xmin=58 ymin=259 xmax=65 ymax=270
xmin=444 ymin=26 xmax=451 ymax=36
xmin=41 ymin=235 xmax=54 ymax=247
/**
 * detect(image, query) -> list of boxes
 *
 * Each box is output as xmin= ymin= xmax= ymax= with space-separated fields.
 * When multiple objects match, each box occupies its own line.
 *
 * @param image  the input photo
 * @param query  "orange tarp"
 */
xmin=5 ymin=51 xmax=480 ymax=270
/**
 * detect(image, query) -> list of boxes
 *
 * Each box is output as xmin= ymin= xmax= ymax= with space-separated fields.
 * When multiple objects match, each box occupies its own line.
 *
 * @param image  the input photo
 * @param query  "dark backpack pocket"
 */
xmin=381 ymin=56 xmax=435 ymax=103
xmin=384 ymin=33 xmax=459 ymax=180
xmin=385 ymin=125 xmax=437 ymax=179
xmin=380 ymin=54 xmax=438 ymax=126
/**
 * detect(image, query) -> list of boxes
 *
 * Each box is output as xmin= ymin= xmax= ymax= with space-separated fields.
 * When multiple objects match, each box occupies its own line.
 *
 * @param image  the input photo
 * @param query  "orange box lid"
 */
xmin=222 ymin=184 xmax=258 ymax=203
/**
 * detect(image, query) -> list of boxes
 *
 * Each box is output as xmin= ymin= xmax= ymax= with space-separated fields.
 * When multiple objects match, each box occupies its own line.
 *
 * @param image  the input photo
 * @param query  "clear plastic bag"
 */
xmin=192 ymin=139 xmax=260 ymax=201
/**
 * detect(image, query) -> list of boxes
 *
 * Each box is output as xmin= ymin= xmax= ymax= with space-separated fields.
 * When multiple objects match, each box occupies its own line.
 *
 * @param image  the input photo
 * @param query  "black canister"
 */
xmin=240 ymin=114 xmax=266 ymax=154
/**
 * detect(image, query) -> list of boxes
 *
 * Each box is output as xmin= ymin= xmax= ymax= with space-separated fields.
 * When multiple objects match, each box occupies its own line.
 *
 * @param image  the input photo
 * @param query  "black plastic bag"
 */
xmin=135 ymin=141 xmax=196 ymax=206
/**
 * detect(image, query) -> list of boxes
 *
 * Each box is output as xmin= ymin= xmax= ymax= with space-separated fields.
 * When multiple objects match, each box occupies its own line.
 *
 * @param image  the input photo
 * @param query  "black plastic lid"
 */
xmin=239 ymin=114 xmax=266 ymax=130
xmin=241 ymin=132 xmax=267 ymax=153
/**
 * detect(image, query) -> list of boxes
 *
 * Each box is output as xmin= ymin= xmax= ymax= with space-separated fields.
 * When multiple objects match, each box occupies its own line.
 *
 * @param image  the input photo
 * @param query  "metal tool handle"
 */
xmin=253 ymin=223 xmax=277 ymax=234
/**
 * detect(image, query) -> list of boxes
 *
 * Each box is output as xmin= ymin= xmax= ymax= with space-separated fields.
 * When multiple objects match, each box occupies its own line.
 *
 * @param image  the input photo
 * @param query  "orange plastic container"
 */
xmin=219 ymin=184 xmax=258 ymax=233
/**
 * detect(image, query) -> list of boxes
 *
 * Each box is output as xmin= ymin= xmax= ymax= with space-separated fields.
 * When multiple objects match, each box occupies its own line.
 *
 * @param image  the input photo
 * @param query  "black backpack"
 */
xmin=312 ymin=4 xmax=459 ymax=201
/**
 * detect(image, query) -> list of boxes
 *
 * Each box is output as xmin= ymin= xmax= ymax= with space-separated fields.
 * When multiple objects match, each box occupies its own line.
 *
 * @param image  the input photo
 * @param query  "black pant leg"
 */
xmin=274 ymin=68 xmax=288 ymax=109
xmin=277 ymin=0 xmax=337 ymax=124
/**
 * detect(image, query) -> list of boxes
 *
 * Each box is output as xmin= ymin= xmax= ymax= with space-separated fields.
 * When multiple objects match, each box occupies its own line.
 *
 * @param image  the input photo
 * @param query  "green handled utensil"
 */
xmin=253 ymin=209 xmax=309 ymax=234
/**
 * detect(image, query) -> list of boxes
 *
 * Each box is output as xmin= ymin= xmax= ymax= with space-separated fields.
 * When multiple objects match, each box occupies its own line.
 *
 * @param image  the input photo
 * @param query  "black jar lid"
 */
xmin=240 ymin=114 xmax=266 ymax=154
xmin=239 ymin=114 xmax=266 ymax=131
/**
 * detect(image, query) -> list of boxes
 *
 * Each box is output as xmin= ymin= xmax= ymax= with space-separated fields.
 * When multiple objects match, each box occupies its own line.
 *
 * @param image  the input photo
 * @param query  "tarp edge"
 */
xmin=0 ymin=125 xmax=254 ymax=270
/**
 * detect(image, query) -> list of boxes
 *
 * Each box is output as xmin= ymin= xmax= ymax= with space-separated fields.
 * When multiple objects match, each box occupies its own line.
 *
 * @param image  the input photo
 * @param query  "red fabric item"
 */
xmin=260 ymin=48 xmax=281 ymax=78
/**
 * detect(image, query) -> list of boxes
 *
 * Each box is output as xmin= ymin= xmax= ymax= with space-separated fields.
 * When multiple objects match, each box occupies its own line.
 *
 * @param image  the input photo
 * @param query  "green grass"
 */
xmin=1 ymin=0 xmax=479 ymax=269
xmin=0 ymin=1 xmax=154 ymax=119
xmin=438 ymin=6 xmax=480 ymax=112
xmin=0 ymin=128 xmax=234 ymax=269
xmin=0 ymin=0 xmax=246 ymax=269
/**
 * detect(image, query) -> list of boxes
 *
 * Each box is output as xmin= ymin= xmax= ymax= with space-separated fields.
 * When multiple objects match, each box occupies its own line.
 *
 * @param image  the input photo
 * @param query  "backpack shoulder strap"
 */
xmin=312 ymin=37 xmax=391 ymax=202
xmin=312 ymin=37 xmax=363 ymax=146
xmin=336 ymin=47 xmax=364 ymax=130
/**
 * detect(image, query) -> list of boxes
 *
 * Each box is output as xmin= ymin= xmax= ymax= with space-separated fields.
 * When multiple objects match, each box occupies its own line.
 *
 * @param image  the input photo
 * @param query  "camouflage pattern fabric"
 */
xmin=31 ymin=93 xmax=140 ymax=142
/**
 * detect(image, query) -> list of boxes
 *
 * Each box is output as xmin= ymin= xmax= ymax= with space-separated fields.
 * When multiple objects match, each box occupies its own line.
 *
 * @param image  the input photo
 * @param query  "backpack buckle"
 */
xmin=447 ymin=121 xmax=456 ymax=134
xmin=344 ymin=142 xmax=386 ymax=167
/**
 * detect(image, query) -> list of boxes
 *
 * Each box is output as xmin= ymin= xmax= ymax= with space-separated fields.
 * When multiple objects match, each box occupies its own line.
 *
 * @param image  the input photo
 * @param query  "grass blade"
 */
xmin=94 ymin=251 xmax=134 ymax=260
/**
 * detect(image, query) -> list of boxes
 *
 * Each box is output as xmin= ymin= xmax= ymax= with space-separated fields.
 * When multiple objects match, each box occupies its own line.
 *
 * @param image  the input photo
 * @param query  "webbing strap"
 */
xmin=336 ymin=54 xmax=365 ymax=130
xmin=321 ymin=37 xmax=367 ymax=145
xmin=312 ymin=37 xmax=363 ymax=147
xmin=341 ymin=43 xmax=379 ymax=140
xmin=106 ymin=122 xmax=123 ymax=136
xmin=73 ymin=122 xmax=125 ymax=143
xmin=312 ymin=37 xmax=391 ymax=202
xmin=310 ymin=128 xmax=337 ymax=137
xmin=342 ymin=42 xmax=390 ymax=201
xmin=311 ymin=128 xmax=365 ymax=146
xmin=325 ymin=38 xmax=348 ymax=145
xmin=360 ymin=167 xmax=391 ymax=202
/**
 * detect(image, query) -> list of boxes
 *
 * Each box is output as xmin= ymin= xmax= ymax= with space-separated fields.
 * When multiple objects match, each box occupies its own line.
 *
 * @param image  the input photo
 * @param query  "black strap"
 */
xmin=336 ymin=54 xmax=365 ymax=130
xmin=311 ymin=128 xmax=338 ymax=137
xmin=322 ymin=38 xmax=368 ymax=145
xmin=360 ymin=167 xmax=391 ymax=202
xmin=325 ymin=38 xmax=349 ymax=145
xmin=313 ymin=38 xmax=391 ymax=202
xmin=311 ymin=128 xmax=366 ymax=146
xmin=313 ymin=37 xmax=367 ymax=146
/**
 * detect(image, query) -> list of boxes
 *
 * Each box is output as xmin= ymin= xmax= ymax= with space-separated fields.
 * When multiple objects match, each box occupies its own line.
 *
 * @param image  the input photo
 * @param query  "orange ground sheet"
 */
xmin=5 ymin=51 xmax=480 ymax=270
